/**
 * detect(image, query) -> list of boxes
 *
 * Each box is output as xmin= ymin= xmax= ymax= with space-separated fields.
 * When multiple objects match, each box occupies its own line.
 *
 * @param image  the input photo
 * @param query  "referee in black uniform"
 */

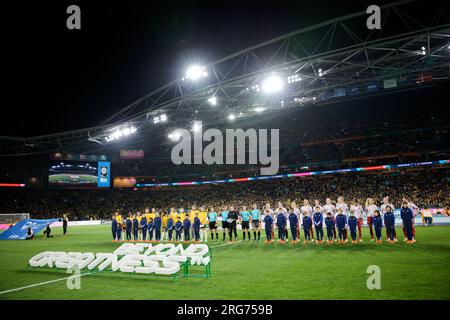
xmin=228 ymin=206 xmax=239 ymax=242
xmin=62 ymin=214 xmax=68 ymax=237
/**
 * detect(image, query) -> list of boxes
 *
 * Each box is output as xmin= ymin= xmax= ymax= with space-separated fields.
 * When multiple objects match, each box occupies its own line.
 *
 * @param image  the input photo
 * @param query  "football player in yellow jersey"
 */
xmin=189 ymin=205 xmax=199 ymax=240
xmin=136 ymin=212 xmax=142 ymax=240
xmin=170 ymin=207 xmax=178 ymax=223
xmin=161 ymin=210 xmax=169 ymax=241
xmin=149 ymin=208 xmax=156 ymax=220
xmin=199 ymin=206 xmax=208 ymax=242
xmin=178 ymin=208 xmax=186 ymax=223
xmin=144 ymin=208 xmax=151 ymax=222
xmin=115 ymin=212 xmax=124 ymax=241
xmin=143 ymin=208 xmax=152 ymax=240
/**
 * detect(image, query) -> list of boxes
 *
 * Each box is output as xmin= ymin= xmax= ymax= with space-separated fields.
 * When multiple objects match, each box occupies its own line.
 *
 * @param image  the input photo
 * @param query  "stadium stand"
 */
xmin=0 ymin=86 xmax=448 ymax=220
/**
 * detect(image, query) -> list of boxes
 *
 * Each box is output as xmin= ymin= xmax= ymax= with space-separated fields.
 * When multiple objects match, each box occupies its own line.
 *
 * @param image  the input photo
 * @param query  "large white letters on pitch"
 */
xmin=29 ymin=243 xmax=210 ymax=275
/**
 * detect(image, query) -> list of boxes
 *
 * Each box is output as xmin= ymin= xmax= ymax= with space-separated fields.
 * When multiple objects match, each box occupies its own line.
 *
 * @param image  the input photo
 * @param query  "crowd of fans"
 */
xmin=0 ymin=167 xmax=448 ymax=220
xmin=113 ymin=90 xmax=449 ymax=181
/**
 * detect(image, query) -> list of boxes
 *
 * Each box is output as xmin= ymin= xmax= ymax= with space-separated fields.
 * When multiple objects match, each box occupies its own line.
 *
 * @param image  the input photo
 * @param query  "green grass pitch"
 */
xmin=1 ymin=225 xmax=450 ymax=300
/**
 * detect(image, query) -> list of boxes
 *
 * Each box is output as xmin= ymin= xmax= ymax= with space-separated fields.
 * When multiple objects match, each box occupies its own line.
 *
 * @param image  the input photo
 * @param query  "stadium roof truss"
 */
xmin=1 ymin=0 xmax=449 ymax=156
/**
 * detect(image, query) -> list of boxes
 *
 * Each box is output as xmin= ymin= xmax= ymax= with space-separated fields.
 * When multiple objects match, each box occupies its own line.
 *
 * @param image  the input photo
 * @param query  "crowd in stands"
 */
xmin=0 ymin=167 xmax=448 ymax=220
xmin=113 ymin=88 xmax=449 ymax=181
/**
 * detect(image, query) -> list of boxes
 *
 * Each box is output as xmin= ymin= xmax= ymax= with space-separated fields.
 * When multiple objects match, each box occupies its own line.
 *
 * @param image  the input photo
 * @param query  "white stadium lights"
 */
xmin=208 ymin=96 xmax=217 ymax=106
xmin=153 ymin=114 xmax=167 ymax=124
xmin=261 ymin=75 xmax=284 ymax=94
xmin=287 ymin=74 xmax=301 ymax=84
xmin=246 ymin=85 xmax=260 ymax=93
xmin=249 ymin=85 xmax=260 ymax=92
xmin=318 ymin=68 xmax=323 ymax=77
xmin=105 ymin=126 xmax=137 ymax=142
xmin=228 ymin=114 xmax=236 ymax=121
xmin=254 ymin=107 xmax=265 ymax=113
xmin=168 ymin=132 xmax=181 ymax=141
xmin=184 ymin=65 xmax=208 ymax=81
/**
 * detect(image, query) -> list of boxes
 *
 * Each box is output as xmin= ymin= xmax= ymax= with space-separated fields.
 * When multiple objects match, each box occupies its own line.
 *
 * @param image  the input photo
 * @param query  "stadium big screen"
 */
xmin=48 ymin=160 xmax=110 ymax=188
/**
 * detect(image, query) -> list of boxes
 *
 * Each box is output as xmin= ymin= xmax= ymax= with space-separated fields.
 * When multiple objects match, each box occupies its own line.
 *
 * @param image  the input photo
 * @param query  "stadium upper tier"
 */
xmin=110 ymin=88 xmax=449 ymax=181
xmin=0 ymin=0 xmax=449 ymax=156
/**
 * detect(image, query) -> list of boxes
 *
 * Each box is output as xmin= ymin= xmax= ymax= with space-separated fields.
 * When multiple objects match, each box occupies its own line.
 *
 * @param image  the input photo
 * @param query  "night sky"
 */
xmin=2 ymin=0 xmax=397 ymax=137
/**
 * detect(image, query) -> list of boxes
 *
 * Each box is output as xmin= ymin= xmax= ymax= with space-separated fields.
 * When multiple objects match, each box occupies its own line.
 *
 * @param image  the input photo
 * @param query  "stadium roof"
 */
xmin=1 ymin=0 xmax=449 ymax=157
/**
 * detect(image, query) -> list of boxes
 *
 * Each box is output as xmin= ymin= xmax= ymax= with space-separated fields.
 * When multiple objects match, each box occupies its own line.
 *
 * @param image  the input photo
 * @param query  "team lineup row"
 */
xmin=110 ymin=196 xmax=418 ymax=244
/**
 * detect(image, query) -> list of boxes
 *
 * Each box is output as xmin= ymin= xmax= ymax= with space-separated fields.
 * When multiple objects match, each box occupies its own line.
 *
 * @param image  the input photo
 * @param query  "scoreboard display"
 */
xmin=48 ymin=160 xmax=110 ymax=188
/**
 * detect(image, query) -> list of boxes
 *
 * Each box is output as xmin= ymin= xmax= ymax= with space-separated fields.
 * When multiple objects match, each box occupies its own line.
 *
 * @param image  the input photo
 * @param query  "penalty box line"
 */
xmin=0 ymin=241 xmax=242 ymax=295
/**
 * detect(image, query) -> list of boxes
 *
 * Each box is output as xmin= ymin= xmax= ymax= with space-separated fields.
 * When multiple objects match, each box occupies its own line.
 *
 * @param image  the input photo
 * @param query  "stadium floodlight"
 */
xmin=185 ymin=65 xmax=208 ymax=81
xmin=287 ymin=74 xmax=301 ymax=84
xmin=261 ymin=75 xmax=284 ymax=94
xmin=208 ymin=96 xmax=217 ymax=106
xmin=168 ymin=132 xmax=181 ymax=141
xmin=228 ymin=114 xmax=236 ymax=121
xmin=153 ymin=114 xmax=167 ymax=124
xmin=248 ymin=85 xmax=260 ymax=92
xmin=105 ymin=125 xmax=137 ymax=142
xmin=254 ymin=107 xmax=265 ymax=113
xmin=318 ymin=68 xmax=323 ymax=77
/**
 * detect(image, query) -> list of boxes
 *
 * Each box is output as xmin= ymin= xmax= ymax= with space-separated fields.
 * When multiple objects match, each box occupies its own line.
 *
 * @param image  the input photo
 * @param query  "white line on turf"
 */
xmin=1 ymin=240 xmax=239 ymax=295
xmin=0 ymin=272 xmax=92 ymax=295
xmin=209 ymin=240 xmax=243 ymax=248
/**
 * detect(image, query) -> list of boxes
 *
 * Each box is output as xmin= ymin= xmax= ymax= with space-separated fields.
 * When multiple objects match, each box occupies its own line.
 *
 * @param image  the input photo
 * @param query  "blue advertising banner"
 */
xmin=0 ymin=218 xmax=59 ymax=240
xmin=97 ymin=161 xmax=111 ymax=187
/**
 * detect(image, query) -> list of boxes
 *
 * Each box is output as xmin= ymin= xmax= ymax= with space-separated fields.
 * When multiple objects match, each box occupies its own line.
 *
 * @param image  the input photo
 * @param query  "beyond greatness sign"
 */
xmin=28 ymin=243 xmax=210 ymax=275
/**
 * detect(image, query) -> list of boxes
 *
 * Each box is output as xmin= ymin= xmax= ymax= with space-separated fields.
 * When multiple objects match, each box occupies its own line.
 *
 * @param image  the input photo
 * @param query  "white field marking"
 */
xmin=1 ymin=241 xmax=240 ymax=295
xmin=0 ymin=272 xmax=92 ymax=296
xmin=209 ymin=240 xmax=243 ymax=248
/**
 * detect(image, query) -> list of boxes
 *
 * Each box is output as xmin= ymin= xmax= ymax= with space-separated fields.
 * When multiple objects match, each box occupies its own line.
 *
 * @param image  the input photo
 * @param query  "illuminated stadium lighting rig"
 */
xmin=287 ymin=74 xmax=301 ymax=84
xmin=208 ymin=96 xmax=217 ymax=106
xmin=182 ymin=65 xmax=208 ymax=81
xmin=254 ymin=107 xmax=265 ymax=113
xmin=261 ymin=74 xmax=284 ymax=94
xmin=420 ymin=46 xmax=427 ymax=55
xmin=246 ymin=84 xmax=260 ymax=92
xmin=3 ymin=1 xmax=449 ymax=156
xmin=104 ymin=126 xmax=137 ymax=142
xmin=168 ymin=131 xmax=181 ymax=141
xmin=153 ymin=114 xmax=167 ymax=124
xmin=228 ymin=114 xmax=236 ymax=121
